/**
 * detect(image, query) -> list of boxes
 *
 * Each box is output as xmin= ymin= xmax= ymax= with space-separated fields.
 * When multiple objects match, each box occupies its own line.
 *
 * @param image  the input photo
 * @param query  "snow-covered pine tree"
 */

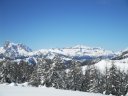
xmin=118 ymin=69 xmax=128 ymax=96
xmin=29 ymin=58 xmax=51 ymax=87
xmin=29 ymin=65 xmax=41 ymax=87
xmin=36 ymin=58 xmax=50 ymax=84
xmin=0 ymin=60 xmax=12 ymax=83
xmin=18 ymin=60 xmax=34 ymax=83
xmin=67 ymin=61 xmax=83 ymax=91
xmin=81 ymin=65 xmax=91 ymax=92
xmin=43 ymin=56 xmax=66 ymax=89
xmin=123 ymin=70 xmax=128 ymax=96
xmin=0 ymin=60 xmax=20 ymax=83
xmin=104 ymin=61 xmax=122 ymax=95
xmin=81 ymin=65 xmax=101 ymax=93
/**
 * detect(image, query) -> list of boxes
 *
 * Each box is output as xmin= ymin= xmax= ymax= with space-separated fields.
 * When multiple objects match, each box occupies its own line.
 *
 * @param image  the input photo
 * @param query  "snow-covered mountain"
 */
xmin=0 ymin=41 xmax=124 ymax=63
xmin=0 ymin=41 xmax=32 ymax=59
xmin=29 ymin=44 xmax=116 ymax=61
xmin=112 ymin=49 xmax=128 ymax=60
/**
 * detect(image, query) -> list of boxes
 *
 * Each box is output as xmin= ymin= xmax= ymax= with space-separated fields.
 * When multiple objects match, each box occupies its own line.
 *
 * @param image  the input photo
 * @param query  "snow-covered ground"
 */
xmin=95 ymin=59 xmax=128 ymax=72
xmin=0 ymin=83 xmax=107 ymax=96
xmin=82 ymin=58 xmax=128 ymax=74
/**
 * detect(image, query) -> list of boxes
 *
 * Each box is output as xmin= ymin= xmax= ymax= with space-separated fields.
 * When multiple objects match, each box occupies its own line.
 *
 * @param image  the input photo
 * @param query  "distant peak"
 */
xmin=72 ymin=45 xmax=90 ymax=49
xmin=122 ymin=48 xmax=128 ymax=52
xmin=3 ymin=41 xmax=32 ymax=52
xmin=71 ymin=45 xmax=103 ymax=50
xmin=3 ymin=41 xmax=14 ymax=49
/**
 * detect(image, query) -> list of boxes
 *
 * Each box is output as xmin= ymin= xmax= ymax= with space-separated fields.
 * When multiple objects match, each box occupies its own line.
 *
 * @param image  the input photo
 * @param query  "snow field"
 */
xmin=0 ymin=83 xmax=107 ymax=96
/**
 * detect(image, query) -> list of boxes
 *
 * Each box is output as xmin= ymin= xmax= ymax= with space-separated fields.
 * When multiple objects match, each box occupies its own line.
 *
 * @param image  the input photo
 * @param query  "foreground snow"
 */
xmin=0 ymin=83 xmax=107 ymax=96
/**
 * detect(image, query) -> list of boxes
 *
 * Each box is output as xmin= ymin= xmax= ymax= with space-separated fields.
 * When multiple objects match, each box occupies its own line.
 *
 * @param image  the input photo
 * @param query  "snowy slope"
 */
xmin=0 ymin=47 xmax=5 ymax=54
xmin=82 ymin=58 xmax=128 ymax=73
xmin=0 ymin=84 xmax=108 ymax=96
xmin=113 ymin=49 xmax=128 ymax=60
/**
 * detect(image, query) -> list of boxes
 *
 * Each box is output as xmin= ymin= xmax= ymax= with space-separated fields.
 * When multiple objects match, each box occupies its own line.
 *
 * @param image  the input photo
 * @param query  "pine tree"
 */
xmin=36 ymin=59 xmax=50 ymax=83
xmin=104 ymin=62 xmax=123 ymax=95
xmin=0 ymin=60 xmax=18 ymax=83
xmin=44 ymin=56 xmax=66 ymax=89
xmin=67 ymin=61 xmax=83 ymax=91
xmin=29 ymin=58 xmax=51 ymax=87
xmin=18 ymin=60 xmax=34 ymax=83
xmin=123 ymin=70 xmax=128 ymax=96
xmin=0 ymin=60 xmax=11 ymax=83
xmin=81 ymin=65 xmax=101 ymax=93
xmin=29 ymin=65 xmax=41 ymax=87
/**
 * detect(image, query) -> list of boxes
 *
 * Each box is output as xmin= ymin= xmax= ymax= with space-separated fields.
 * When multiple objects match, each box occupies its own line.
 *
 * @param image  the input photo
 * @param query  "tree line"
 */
xmin=0 ymin=58 xmax=128 ymax=96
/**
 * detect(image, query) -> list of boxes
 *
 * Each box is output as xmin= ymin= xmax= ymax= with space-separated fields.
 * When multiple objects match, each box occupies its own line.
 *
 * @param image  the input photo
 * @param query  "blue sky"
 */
xmin=0 ymin=0 xmax=128 ymax=51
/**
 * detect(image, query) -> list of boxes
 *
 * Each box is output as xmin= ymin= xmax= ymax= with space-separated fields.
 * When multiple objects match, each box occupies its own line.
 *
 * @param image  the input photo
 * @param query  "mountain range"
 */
xmin=0 ymin=41 xmax=127 ymax=64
